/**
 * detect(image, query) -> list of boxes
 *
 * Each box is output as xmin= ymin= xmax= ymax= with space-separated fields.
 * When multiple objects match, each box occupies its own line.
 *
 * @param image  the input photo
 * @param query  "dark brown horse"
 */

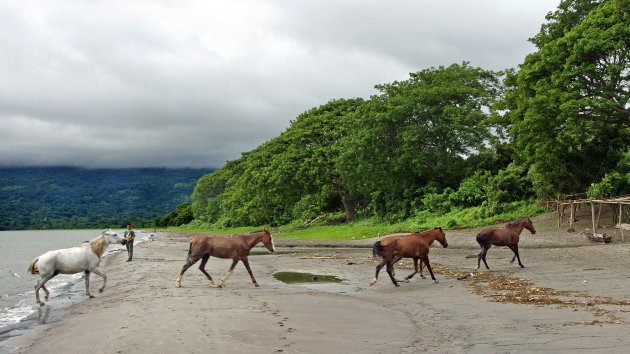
xmin=175 ymin=230 xmax=275 ymax=288
xmin=370 ymin=227 xmax=448 ymax=287
xmin=476 ymin=217 xmax=536 ymax=270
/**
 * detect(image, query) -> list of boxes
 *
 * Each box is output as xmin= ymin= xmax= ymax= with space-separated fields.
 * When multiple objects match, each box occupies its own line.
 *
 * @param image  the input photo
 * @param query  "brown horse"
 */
xmin=175 ymin=230 xmax=275 ymax=288
xmin=476 ymin=217 xmax=536 ymax=270
xmin=370 ymin=227 xmax=448 ymax=287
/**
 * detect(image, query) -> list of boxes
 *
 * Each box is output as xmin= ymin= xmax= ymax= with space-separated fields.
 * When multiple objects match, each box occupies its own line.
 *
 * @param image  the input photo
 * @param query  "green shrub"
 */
xmin=449 ymin=170 xmax=492 ymax=207
xmin=487 ymin=164 xmax=534 ymax=204
xmin=422 ymin=188 xmax=454 ymax=213
xmin=587 ymin=150 xmax=630 ymax=199
xmin=154 ymin=203 xmax=194 ymax=227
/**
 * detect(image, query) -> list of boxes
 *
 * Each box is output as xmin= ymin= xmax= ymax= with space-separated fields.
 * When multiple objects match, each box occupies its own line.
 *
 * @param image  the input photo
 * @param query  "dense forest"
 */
xmin=187 ymin=0 xmax=629 ymax=228
xmin=0 ymin=167 xmax=211 ymax=230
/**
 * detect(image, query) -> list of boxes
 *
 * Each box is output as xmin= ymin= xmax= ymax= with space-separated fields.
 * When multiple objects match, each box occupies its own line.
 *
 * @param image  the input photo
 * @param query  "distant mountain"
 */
xmin=0 ymin=166 xmax=213 ymax=230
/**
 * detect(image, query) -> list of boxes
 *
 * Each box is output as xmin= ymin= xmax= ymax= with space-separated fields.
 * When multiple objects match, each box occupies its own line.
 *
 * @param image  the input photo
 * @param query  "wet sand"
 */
xmin=5 ymin=215 xmax=630 ymax=353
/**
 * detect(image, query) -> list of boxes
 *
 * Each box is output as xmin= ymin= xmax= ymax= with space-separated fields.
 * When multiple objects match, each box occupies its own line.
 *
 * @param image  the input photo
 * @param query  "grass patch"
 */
xmin=167 ymin=200 xmax=545 ymax=241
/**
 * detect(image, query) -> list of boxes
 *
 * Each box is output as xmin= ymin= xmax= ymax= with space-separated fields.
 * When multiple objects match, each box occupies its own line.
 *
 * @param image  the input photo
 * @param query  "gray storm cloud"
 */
xmin=0 ymin=0 xmax=557 ymax=168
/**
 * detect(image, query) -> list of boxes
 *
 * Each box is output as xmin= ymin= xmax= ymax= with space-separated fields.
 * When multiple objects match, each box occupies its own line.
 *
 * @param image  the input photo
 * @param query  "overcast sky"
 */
xmin=0 ymin=0 xmax=558 ymax=169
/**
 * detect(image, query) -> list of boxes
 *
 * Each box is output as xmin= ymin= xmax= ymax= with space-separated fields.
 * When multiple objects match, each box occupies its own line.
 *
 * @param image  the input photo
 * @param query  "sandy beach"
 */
xmin=4 ymin=214 xmax=630 ymax=353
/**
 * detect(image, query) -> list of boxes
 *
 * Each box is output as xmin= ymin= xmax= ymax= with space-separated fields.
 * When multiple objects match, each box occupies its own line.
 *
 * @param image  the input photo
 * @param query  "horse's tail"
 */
xmin=476 ymin=231 xmax=492 ymax=247
xmin=185 ymin=239 xmax=194 ymax=262
xmin=28 ymin=258 xmax=39 ymax=274
xmin=372 ymin=241 xmax=384 ymax=258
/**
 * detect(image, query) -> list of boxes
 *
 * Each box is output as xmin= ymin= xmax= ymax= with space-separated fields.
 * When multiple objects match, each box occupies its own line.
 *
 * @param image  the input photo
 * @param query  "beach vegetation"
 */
xmin=159 ymin=0 xmax=628 ymax=238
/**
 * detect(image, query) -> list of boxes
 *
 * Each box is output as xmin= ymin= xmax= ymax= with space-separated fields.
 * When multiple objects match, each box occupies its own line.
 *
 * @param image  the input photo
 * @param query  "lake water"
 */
xmin=0 ymin=229 xmax=152 ymax=347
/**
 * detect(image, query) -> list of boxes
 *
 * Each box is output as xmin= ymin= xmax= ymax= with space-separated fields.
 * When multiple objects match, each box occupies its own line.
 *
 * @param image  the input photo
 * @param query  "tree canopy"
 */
xmin=181 ymin=0 xmax=630 ymax=228
xmin=191 ymin=63 xmax=507 ymax=226
xmin=0 ymin=167 xmax=210 ymax=230
xmin=506 ymin=0 xmax=630 ymax=197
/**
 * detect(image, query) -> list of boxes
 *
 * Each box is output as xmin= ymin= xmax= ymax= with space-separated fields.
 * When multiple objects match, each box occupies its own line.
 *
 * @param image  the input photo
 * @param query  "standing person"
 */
xmin=124 ymin=223 xmax=135 ymax=262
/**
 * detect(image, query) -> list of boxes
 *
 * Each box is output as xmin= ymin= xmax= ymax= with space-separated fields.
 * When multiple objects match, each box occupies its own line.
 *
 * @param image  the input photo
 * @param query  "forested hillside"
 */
xmin=187 ymin=0 xmax=629 ymax=228
xmin=0 ymin=167 xmax=211 ymax=230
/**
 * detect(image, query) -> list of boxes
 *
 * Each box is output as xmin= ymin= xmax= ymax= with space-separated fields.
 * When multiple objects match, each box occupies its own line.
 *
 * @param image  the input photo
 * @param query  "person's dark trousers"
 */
xmin=126 ymin=241 xmax=134 ymax=261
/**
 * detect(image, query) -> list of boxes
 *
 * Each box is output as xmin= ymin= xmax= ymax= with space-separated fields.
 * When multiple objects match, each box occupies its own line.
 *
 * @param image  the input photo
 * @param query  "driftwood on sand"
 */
xmin=581 ymin=232 xmax=612 ymax=243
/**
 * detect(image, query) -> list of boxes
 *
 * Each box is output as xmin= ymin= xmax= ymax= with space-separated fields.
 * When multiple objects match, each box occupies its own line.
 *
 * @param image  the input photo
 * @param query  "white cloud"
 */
xmin=0 ymin=0 xmax=558 ymax=168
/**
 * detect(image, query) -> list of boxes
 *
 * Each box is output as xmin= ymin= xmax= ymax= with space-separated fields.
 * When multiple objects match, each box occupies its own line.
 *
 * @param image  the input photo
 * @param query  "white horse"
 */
xmin=28 ymin=230 xmax=127 ymax=306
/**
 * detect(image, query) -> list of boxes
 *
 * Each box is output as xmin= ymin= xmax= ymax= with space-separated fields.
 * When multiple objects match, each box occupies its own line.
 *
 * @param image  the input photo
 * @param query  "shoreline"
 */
xmin=3 ymin=228 xmax=630 ymax=353
xmin=0 ymin=232 xmax=153 ymax=353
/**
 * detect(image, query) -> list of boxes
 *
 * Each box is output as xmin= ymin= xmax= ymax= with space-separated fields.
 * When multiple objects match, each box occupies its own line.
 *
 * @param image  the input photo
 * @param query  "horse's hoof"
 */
xmin=254 ymin=283 xmax=261 ymax=288
xmin=99 ymin=289 xmax=104 ymax=293
xmin=88 ymin=295 xmax=95 ymax=299
xmin=175 ymin=283 xmax=182 ymax=288
xmin=38 ymin=302 xmax=45 ymax=307
xmin=433 ymin=280 xmax=439 ymax=284
xmin=394 ymin=283 xmax=400 ymax=287
xmin=369 ymin=279 xmax=377 ymax=286
xmin=420 ymin=276 xmax=426 ymax=279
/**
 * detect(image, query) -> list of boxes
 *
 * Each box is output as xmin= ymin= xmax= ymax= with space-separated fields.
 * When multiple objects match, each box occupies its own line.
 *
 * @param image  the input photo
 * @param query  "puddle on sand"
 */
xmin=273 ymin=272 xmax=342 ymax=284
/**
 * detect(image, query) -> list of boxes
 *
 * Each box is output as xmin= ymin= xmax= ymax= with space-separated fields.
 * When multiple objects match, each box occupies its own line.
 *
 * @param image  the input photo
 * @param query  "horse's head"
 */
xmin=435 ymin=227 xmax=448 ymax=248
xmin=524 ymin=217 xmax=536 ymax=235
xmin=261 ymin=229 xmax=275 ymax=253
xmin=102 ymin=229 xmax=127 ymax=245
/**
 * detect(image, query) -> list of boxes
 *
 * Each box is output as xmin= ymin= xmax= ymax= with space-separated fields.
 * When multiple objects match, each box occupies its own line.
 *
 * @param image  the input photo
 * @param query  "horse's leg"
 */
xmin=419 ymin=259 xmax=426 ymax=279
xmin=476 ymin=245 xmax=491 ymax=270
xmin=403 ymin=258 xmax=419 ymax=282
xmin=385 ymin=261 xmax=399 ymax=287
xmin=240 ymin=257 xmax=260 ymax=287
xmin=386 ymin=254 xmax=404 ymax=287
xmin=509 ymin=245 xmax=524 ymax=268
xmin=90 ymin=268 xmax=107 ymax=293
xmin=34 ymin=274 xmax=55 ymax=306
xmin=508 ymin=244 xmax=517 ymax=263
xmin=41 ymin=284 xmax=50 ymax=300
xmin=476 ymin=246 xmax=483 ymax=270
xmin=198 ymin=254 xmax=215 ymax=286
xmin=84 ymin=271 xmax=95 ymax=298
xmin=481 ymin=246 xmax=491 ymax=270
xmin=218 ymin=259 xmax=239 ymax=288
xmin=175 ymin=255 xmax=201 ymax=288
xmin=370 ymin=259 xmax=387 ymax=286
xmin=421 ymin=256 xmax=439 ymax=283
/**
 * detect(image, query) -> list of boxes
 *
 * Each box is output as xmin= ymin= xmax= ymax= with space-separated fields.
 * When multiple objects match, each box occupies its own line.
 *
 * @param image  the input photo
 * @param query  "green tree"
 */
xmin=338 ymin=62 xmax=502 ymax=217
xmin=190 ymin=160 xmax=242 ymax=224
xmin=507 ymin=0 xmax=630 ymax=197
xmin=155 ymin=203 xmax=194 ymax=227
xmin=275 ymin=99 xmax=364 ymax=220
xmin=588 ymin=149 xmax=630 ymax=198
xmin=191 ymin=99 xmax=364 ymax=226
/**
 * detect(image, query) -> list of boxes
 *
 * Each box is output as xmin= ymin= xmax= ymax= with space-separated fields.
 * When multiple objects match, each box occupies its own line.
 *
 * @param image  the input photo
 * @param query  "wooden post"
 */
xmin=619 ymin=203 xmax=625 ymax=241
xmin=569 ymin=202 xmax=574 ymax=229
xmin=557 ymin=202 xmax=561 ymax=227
xmin=591 ymin=202 xmax=596 ymax=233
xmin=596 ymin=203 xmax=602 ymax=228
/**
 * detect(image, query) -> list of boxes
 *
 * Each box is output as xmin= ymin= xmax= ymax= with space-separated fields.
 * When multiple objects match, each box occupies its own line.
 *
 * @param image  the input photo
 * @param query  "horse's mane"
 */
xmin=413 ymin=227 xmax=442 ymax=234
xmin=508 ymin=218 xmax=528 ymax=226
xmin=86 ymin=234 xmax=108 ymax=257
